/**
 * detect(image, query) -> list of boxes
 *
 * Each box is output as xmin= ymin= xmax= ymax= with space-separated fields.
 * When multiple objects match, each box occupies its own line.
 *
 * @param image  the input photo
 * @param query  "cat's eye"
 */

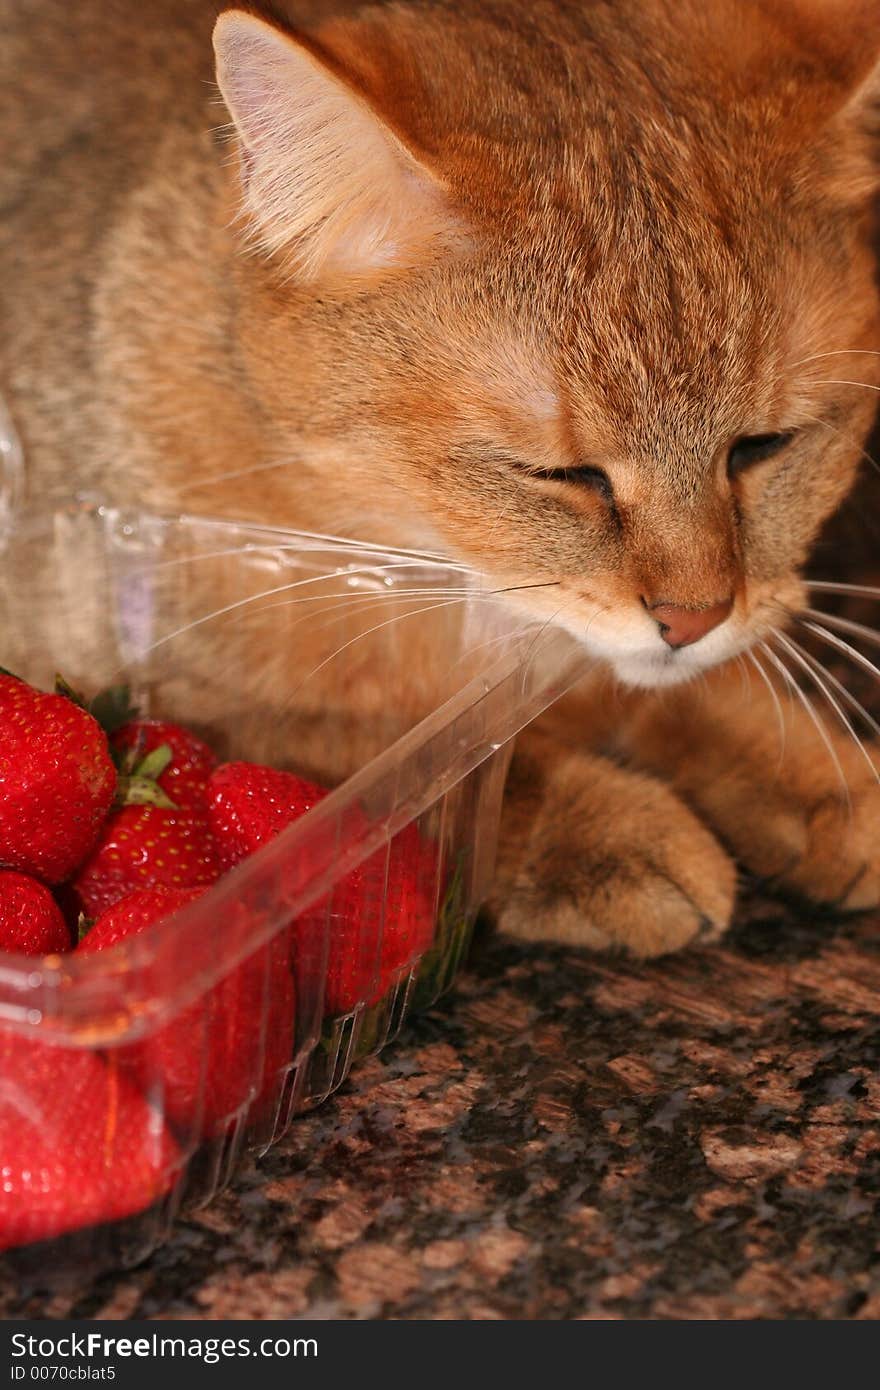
xmin=727 ymin=431 xmax=796 ymax=475
xmin=536 ymin=464 xmax=614 ymax=503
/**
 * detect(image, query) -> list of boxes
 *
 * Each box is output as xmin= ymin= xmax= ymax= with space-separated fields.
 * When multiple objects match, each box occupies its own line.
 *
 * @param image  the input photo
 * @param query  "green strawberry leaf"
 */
xmin=76 ymin=913 xmax=95 ymax=944
xmin=54 ymin=673 xmax=87 ymax=708
xmin=0 ymin=665 xmax=21 ymax=680
xmin=89 ymin=684 xmax=139 ymax=735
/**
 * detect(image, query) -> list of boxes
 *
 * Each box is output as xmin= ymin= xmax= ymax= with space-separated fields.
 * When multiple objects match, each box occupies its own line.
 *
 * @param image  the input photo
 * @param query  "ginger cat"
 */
xmin=2 ymin=0 xmax=880 ymax=956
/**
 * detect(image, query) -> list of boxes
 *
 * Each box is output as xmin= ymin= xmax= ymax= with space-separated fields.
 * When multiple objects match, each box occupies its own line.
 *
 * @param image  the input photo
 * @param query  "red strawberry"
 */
xmin=208 ymin=762 xmax=437 ymax=1015
xmin=79 ymin=887 xmax=295 ymax=1137
xmin=0 ymin=673 xmax=116 ymax=883
xmin=209 ymin=762 xmax=328 ymax=868
xmin=71 ymin=805 xmax=220 ymax=917
xmin=0 ymin=1028 xmax=180 ymax=1252
xmin=112 ymin=720 xmax=217 ymax=811
xmin=328 ymin=821 xmax=439 ymax=1013
xmin=0 ymin=870 xmax=70 ymax=955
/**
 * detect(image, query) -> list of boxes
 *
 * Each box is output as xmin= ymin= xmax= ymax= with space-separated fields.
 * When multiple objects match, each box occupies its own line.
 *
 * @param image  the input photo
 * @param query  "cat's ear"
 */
xmin=772 ymin=0 xmax=880 ymax=201
xmin=838 ymin=62 xmax=880 ymax=202
xmin=213 ymin=9 xmax=462 ymax=279
xmin=823 ymin=8 xmax=880 ymax=203
xmin=779 ymin=0 xmax=880 ymax=79
xmin=786 ymin=6 xmax=880 ymax=114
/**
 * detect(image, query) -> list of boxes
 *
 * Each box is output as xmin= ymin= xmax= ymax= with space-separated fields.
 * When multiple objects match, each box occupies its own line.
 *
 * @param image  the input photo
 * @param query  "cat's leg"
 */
xmin=622 ymin=664 xmax=880 ymax=911
xmin=493 ymin=725 xmax=737 ymax=956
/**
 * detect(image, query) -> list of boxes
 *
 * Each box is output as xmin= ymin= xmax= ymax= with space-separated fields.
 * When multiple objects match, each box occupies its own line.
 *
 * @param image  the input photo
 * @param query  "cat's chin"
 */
xmin=599 ymin=635 xmax=752 ymax=689
xmin=606 ymin=651 xmax=707 ymax=690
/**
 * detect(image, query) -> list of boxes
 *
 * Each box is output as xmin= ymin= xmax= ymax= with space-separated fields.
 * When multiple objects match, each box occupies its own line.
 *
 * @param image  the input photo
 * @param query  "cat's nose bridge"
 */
xmin=644 ymin=595 xmax=734 ymax=648
xmin=630 ymin=485 xmax=741 ymax=645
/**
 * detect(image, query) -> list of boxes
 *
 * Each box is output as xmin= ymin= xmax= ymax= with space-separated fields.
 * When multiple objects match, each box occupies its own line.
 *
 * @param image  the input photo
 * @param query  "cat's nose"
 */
xmin=646 ymin=595 xmax=734 ymax=649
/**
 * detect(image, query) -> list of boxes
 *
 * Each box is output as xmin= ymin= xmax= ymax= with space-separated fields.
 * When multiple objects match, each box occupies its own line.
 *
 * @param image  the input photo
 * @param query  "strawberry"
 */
xmin=0 ymin=870 xmax=70 ymax=956
xmin=79 ymin=887 xmax=296 ymax=1137
xmin=112 ymin=720 xmax=217 ymax=811
xmin=317 ymin=821 xmax=439 ymax=1013
xmin=0 ymin=673 xmax=116 ymax=883
xmin=209 ymin=762 xmax=328 ymax=866
xmin=0 ymin=1028 xmax=180 ymax=1252
xmin=71 ymin=804 xmax=220 ymax=917
xmin=208 ymin=761 xmax=437 ymax=1015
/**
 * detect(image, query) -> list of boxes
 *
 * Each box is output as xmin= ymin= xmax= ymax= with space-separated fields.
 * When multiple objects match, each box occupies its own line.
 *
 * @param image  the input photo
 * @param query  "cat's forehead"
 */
xmin=434 ymin=178 xmax=865 ymax=481
xmin=455 ymin=213 xmax=784 ymax=454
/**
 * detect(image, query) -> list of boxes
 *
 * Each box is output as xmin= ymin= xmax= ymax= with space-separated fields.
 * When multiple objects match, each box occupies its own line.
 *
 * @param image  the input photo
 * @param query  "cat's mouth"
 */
xmin=554 ymin=579 xmax=805 ymax=691
xmin=544 ymin=606 xmax=744 ymax=688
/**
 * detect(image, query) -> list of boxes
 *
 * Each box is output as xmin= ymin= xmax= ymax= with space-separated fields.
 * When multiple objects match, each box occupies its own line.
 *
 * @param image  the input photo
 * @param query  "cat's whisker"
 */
xmin=773 ymin=630 xmax=879 ymax=788
xmin=734 ymin=653 xmax=751 ymax=701
xmin=179 ymin=458 xmax=305 ymax=491
xmin=746 ymin=648 xmax=786 ymax=768
xmin=783 ymin=632 xmax=880 ymax=742
xmin=224 ymin=587 xmax=518 ymax=660
xmin=807 ymin=581 xmax=880 ymax=601
xmin=583 ymin=600 xmax=611 ymax=640
xmin=131 ymin=547 xmax=468 ymax=583
xmin=796 ymin=616 xmax=880 ymax=689
xmin=277 ymin=596 xmax=494 ymax=708
xmin=761 ymin=638 xmax=851 ymax=809
xmin=791 ymin=349 xmax=880 ymax=368
xmin=486 ymin=580 xmax=563 ymax=597
xmin=165 ymin=569 xmax=557 ymax=662
xmin=481 ymin=493 xmax=519 ymax=552
xmin=797 ymin=412 xmax=880 ymax=478
xmin=116 ymin=569 xmax=454 ymax=659
xmin=801 ymin=607 xmax=880 ymax=651
xmin=268 ymin=578 xmax=565 ymax=707
xmin=811 ymin=379 xmax=880 ymax=395
xmin=107 ymin=565 xmax=493 ymax=671
xmin=517 ymin=592 xmax=589 ymax=696
xmin=229 ymin=584 xmax=494 ymax=621
xmin=445 ymin=619 xmax=544 ymax=676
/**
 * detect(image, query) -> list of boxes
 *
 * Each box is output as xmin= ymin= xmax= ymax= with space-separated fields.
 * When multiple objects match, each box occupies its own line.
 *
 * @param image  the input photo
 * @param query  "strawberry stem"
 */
xmin=117 ymin=777 xmax=177 ymax=810
xmin=133 ymin=745 xmax=174 ymax=781
xmin=114 ymin=742 xmax=178 ymax=810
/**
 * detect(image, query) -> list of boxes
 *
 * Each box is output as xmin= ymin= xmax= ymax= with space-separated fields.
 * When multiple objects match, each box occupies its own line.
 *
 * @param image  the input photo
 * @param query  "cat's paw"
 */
xmin=720 ymin=744 xmax=880 ymax=912
xmin=621 ymin=667 xmax=880 ymax=917
xmin=494 ymin=747 xmax=737 ymax=957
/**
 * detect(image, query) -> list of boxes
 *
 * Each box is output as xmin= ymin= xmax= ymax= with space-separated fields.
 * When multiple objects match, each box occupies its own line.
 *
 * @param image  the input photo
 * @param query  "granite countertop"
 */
xmin=3 ymin=891 xmax=880 ymax=1321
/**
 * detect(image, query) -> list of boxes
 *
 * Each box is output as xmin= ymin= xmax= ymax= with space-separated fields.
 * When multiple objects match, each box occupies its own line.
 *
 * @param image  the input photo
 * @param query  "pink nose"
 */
xmin=648 ymin=596 xmax=734 ymax=649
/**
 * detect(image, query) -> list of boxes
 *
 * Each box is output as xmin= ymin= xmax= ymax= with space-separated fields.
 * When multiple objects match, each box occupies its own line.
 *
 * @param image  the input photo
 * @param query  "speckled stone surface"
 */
xmin=3 ymin=894 xmax=880 ymax=1321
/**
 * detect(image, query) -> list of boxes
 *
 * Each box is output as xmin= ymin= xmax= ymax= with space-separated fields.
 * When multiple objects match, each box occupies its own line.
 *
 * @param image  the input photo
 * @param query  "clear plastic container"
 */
xmin=0 ymin=501 xmax=590 ymax=1281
